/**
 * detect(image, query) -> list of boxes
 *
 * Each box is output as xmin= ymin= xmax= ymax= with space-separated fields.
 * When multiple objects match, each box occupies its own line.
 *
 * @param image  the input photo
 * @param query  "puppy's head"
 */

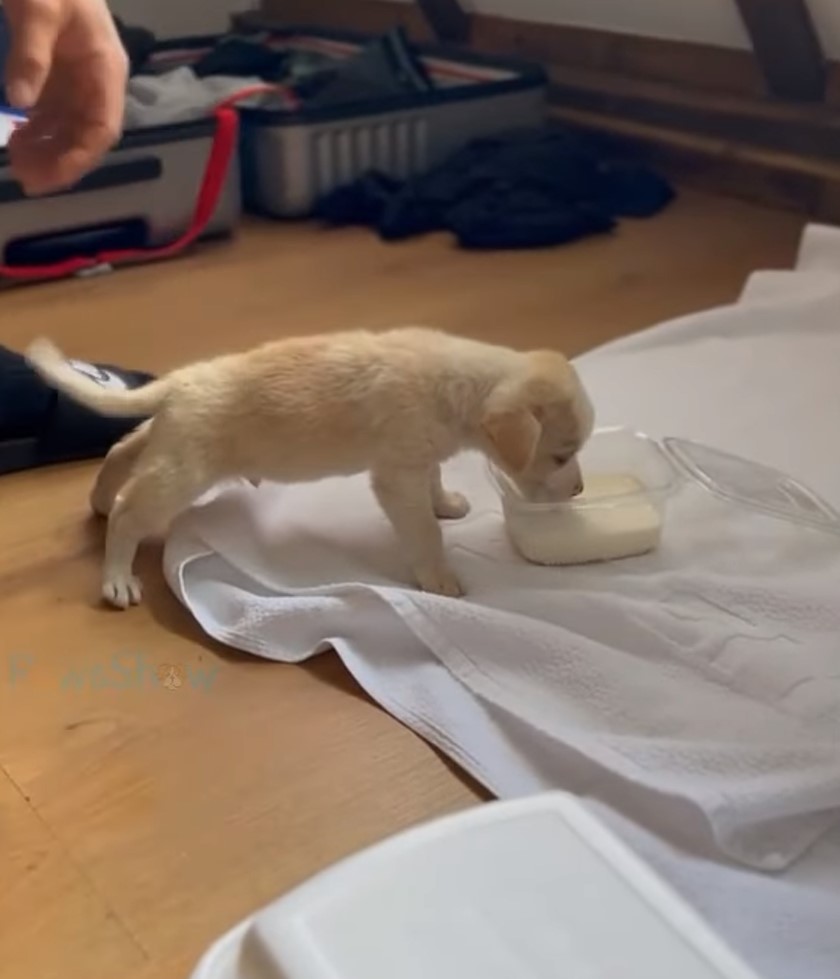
xmin=481 ymin=350 xmax=594 ymax=501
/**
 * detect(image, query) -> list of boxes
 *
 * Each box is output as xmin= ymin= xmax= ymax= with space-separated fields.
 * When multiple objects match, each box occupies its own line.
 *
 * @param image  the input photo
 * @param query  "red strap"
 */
xmin=0 ymin=105 xmax=241 ymax=282
xmin=215 ymin=82 xmax=301 ymax=113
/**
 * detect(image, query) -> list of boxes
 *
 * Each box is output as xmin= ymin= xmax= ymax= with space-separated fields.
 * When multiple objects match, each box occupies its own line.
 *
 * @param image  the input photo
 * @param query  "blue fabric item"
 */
xmin=0 ymin=8 xmax=11 ymax=105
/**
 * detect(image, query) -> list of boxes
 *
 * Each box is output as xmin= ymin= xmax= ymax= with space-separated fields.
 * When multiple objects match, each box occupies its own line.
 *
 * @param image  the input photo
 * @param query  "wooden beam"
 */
xmin=249 ymin=0 xmax=431 ymax=40
xmin=416 ymin=0 xmax=469 ymax=43
xmin=548 ymin=66 xmax=840 ymax=160
xmin=469 ymin=15 xmax=767 ymax=98
xmin=732 ymin=0 xmax=826 ymax=101
xmin=250 ymin=0 xmax=470 ymax=44
xmin=550 ymin=104 xmax=840 ymax=222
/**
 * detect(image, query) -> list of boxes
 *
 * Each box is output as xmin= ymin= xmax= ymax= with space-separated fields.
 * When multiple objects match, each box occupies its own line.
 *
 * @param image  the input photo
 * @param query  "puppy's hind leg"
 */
xmin=90 ymin=420 xmax=152 ymax=517
xmin=372 ymin=468 xmax=464 ymax=598
xmin=103 ymin=463 xmax=211 ymax=610
xmin=430 ymin=464 xmax=470 ymax=521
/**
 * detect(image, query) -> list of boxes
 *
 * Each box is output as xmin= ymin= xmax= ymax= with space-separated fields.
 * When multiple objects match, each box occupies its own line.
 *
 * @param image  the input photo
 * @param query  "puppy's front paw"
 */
xmin=416 ymin=566 xmax=464 ymax=599
xmin=102 ymin=574 xmax=144 ymax=610
xmin=434 ymin=490 xmax=471 ymax=521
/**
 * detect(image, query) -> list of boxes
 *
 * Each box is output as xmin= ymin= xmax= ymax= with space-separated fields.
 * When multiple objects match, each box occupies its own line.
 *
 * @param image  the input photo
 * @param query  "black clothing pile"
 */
xmin=114 ymin=16 xmax=157 ymax=75
xmin=314 ymin=127 xmax=675 ymax=250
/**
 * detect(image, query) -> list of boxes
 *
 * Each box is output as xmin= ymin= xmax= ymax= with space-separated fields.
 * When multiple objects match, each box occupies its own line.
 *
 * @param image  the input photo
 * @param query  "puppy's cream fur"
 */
xmin=26 ymin=328 xmax=594 ymax=609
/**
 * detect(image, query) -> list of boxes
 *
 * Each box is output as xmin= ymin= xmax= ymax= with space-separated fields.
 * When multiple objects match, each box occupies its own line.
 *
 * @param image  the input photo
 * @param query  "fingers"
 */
xmin=7 ymin=41 xmax=127 ymax=195
xmin=9 ymin=134 xmax=85 ymax=197
xmin=9 ymin=111 xmax=118 ymax=196
xmin=3 ymin=0 xmax=62 ymax=109
xmin=44 ymin=50 xmax=126 ymax=192
xmin=81 ymin=46 xmax=128 ymax=165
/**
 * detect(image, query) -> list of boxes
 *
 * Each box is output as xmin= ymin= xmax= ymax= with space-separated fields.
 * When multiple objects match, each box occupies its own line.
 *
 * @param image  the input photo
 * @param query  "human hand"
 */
xmin=4 ymin=0 xmax=128 ymax=195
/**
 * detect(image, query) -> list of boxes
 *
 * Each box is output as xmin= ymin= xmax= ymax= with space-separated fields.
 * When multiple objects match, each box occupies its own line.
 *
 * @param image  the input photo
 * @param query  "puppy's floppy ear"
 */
xmin=482 ymin=408 xmax=542 ymax=473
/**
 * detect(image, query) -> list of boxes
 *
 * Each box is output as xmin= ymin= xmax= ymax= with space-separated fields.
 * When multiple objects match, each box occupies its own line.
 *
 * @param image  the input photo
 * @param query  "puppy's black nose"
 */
xmin=571 ymin=479 xmax=584 ymax=497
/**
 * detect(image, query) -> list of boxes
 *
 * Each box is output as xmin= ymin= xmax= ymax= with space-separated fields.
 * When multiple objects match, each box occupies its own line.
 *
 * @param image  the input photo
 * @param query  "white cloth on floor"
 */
xmin=164 ymin=222 xmax=840 ymax=979
xmin=124 ymin=67 xmax=266 ymax=129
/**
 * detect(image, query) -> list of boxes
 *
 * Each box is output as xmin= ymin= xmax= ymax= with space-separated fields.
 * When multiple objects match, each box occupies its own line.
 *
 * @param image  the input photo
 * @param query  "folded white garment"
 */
xmin=165 ymin=223 xmax=840 ymax=979
xmin=124 ymin=67 xmax=266 ymax=129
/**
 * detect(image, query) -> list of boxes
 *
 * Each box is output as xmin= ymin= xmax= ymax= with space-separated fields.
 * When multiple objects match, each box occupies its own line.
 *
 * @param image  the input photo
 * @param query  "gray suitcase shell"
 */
xmin=0 ymin=115 xmax=240 ymax=276
xmin=235 ymin=27 xmax=547 ymax=218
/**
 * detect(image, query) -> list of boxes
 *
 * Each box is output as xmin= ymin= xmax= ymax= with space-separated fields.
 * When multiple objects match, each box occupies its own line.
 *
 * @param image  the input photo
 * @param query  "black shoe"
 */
xmin=0 ymin=346 xmax=155 ymax=476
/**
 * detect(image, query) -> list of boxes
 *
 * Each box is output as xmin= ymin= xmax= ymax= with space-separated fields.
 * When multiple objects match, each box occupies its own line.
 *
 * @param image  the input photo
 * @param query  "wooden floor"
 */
xmin=0 ymin=193 xmax=804 ymax=979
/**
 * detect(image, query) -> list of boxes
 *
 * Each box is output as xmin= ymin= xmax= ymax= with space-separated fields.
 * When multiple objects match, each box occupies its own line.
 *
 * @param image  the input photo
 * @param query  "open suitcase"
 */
xmin=150 ymin=25 xmax=548 ymax=218
xmin=0 ymin=23 xmax=545 ymax=282
xmin=0 ymin=98 xmax=242 ymax=285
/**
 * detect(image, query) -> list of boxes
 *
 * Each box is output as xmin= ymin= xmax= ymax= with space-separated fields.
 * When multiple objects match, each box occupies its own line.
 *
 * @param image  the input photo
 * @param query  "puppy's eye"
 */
xmin=553 ymin=454 xmax=571 ymax=467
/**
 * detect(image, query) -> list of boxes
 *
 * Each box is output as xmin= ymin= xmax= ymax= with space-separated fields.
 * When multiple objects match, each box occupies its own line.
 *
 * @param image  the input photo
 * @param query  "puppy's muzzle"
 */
xmin=550 ymin=457 xmax=585 ymax=500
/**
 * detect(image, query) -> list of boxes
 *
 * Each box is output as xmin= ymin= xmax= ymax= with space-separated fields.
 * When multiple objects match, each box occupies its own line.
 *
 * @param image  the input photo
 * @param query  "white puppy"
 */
xmin=26 ymin=328 xmax=594 ymax=609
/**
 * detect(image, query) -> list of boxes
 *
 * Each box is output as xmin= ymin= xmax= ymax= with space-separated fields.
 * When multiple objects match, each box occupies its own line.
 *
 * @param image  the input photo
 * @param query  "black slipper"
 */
xmin=0 ymin=346 xmax=155 ymax=476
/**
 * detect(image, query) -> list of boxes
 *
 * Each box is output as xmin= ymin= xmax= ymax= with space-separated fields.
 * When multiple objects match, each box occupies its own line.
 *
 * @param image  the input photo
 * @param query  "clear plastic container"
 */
xmin=190 ymin=793 xmax=762 ymax=979
xmin=488 ymin=426 xmax=840 ymax=566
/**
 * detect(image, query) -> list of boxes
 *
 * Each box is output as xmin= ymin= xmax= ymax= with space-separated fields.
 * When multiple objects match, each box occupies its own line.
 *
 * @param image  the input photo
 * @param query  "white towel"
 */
xmin=165 ymin=223 xmax=840 ymax=979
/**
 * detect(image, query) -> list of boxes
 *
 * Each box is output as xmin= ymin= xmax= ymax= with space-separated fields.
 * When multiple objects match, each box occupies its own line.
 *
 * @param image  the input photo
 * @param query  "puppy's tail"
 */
xmin=25 ymin=338 xmax=169 ymax=418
